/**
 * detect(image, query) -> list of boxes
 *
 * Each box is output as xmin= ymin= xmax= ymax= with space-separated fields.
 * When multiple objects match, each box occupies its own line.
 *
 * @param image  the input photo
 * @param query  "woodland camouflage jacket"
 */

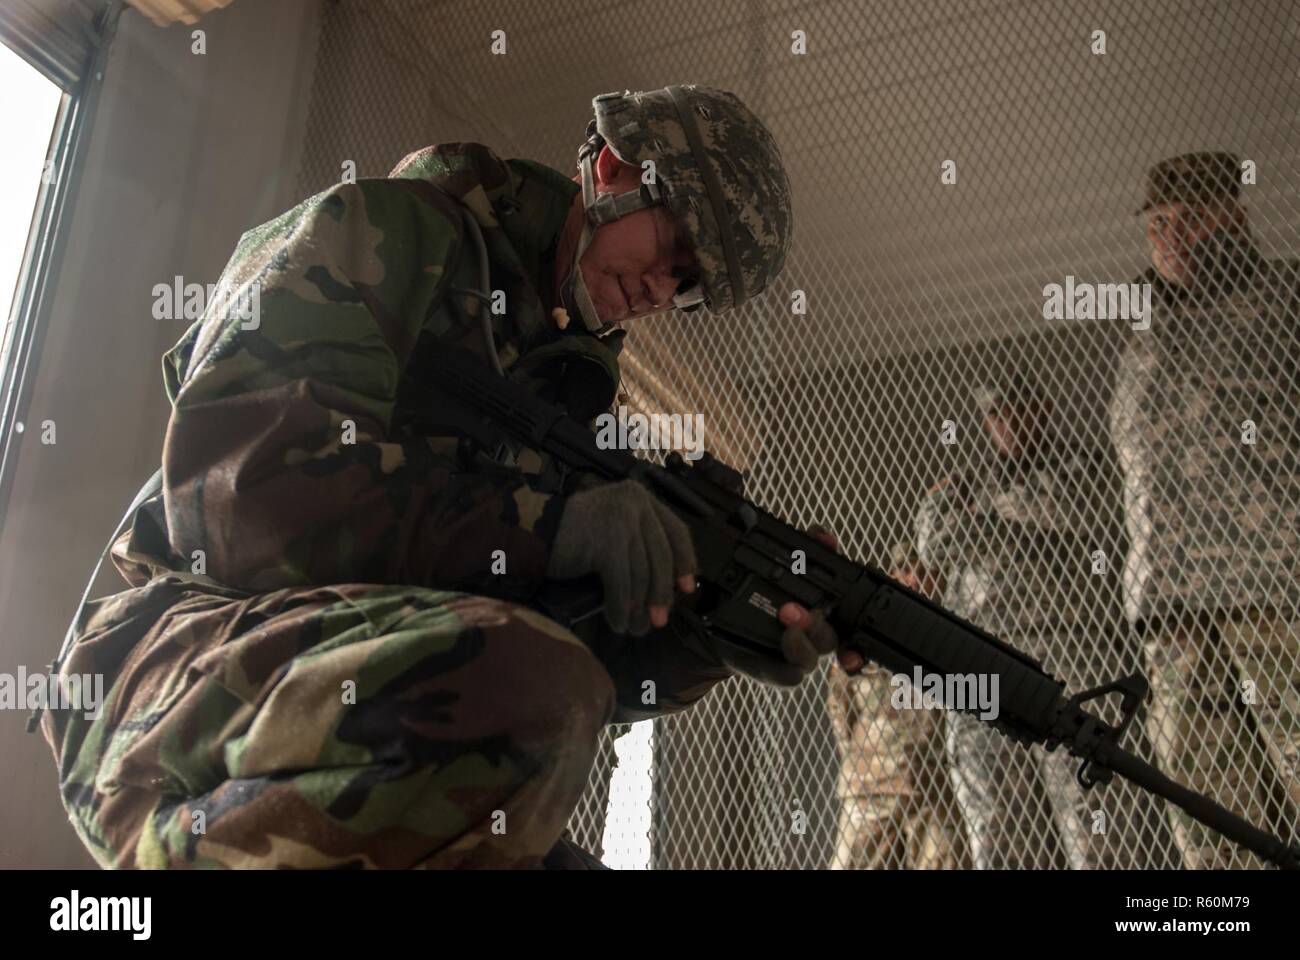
xmin=113 ymin=143 xmax=609 ymax=602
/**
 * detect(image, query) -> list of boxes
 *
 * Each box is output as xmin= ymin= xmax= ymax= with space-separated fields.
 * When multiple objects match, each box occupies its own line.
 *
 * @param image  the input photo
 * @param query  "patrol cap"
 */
xmin=1137 ymin=151 xmax=1242 ymax=215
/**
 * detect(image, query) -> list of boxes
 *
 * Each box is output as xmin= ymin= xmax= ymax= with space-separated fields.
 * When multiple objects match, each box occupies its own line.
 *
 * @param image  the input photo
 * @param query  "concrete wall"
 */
xmin=0 ymin=0 xmax=321 ymax=868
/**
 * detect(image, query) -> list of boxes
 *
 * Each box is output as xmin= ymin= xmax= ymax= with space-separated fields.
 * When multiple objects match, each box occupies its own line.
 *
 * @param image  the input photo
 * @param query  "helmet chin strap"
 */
xmin=563 ymin=145 xmax=665 ymax=337
xmin=566 ymin=217 xmax=608 ymax=336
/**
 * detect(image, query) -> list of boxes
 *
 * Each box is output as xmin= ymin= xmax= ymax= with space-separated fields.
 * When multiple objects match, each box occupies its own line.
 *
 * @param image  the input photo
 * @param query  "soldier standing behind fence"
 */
xmin=827 ymin=543 xmax=968 ymax=869
xmin=917 ymin=374 xmax=1152 ymax=868
xmin=1111 ymin=151 xmax=1300 ymax=868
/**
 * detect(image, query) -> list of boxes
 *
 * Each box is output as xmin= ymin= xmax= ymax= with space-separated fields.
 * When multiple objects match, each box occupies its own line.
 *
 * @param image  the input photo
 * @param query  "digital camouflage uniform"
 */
xmin=40 ymin=140 xmax=743 ymax=869
xmin=916 ymin=437 xmax=1150 ymax=869
xmin=1111 ymin=184 xmax=1300 ymax=867
xmin=826 ymin=661 xmax=967 ymax=869
xmin=826 ymin=543 xmax=966 ymax=869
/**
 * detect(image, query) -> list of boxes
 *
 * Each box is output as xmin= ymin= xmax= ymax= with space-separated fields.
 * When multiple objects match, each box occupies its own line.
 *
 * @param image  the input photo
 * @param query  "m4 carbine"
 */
xmin=427 ymin=346 xmax=1300 ymax=870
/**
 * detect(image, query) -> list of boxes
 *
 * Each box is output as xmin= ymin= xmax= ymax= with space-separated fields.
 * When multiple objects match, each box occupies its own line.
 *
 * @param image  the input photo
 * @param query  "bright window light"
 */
xmin=600 ymin=720 xmax=655 ymax=869
xmin=0 ymin=41 xmax=63 ymax=340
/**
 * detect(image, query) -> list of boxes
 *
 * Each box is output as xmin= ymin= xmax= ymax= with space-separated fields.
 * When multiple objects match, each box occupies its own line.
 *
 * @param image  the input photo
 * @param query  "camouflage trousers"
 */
xmin=945 ymin=712 xmax=1058 ymax=868
xmin=945 ymin=716 xmax=1161 ymax=869
xmin=946 ymin=626 xmax=1162 ymax=870
xmin=827 ymin=664 xmax=967 ymax=869
xmin=42 ymin=575 xmax=618 ymax=868
xmin=1140 ymin=607 xmax=1300 ymax=869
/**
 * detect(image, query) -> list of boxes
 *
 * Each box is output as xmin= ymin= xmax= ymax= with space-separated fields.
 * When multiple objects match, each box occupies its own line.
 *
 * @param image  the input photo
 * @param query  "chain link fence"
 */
xmin=295 ymin=0 xmax=1300 ymax=868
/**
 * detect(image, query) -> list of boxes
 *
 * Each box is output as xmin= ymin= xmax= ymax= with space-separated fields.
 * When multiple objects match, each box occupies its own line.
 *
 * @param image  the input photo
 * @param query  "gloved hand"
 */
xmin=547 ymin=478 xmax=696 ymax=636
xmin=708 ymin=525 xmax=843 ymax=688
xmin=711 ymin=606 xmax=839 ymax=688
xmin=733 ymin=522 xmax=842 ymax=686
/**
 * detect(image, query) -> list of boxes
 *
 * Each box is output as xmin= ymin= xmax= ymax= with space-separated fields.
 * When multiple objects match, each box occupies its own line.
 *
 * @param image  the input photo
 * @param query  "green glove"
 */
xmin=547 ymin=479 xmax=696 ymax=636
xmin=708 ymin=607 xmax=839 ymax=688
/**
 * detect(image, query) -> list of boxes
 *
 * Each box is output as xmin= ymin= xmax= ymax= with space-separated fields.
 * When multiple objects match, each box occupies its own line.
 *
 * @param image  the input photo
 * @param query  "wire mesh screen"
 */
xmin=294 ymin=0 xmax=1300 ymax=868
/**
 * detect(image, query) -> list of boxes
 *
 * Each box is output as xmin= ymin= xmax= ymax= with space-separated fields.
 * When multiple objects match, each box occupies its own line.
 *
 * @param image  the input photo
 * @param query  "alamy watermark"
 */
xmin=50 ymin=891 xmax=150 ymax=940
xmin=890 ymin=666 xmax=1000 ymax=721
xmin=152 ymin=275 xmax=262 ymax=329
xmin=595 ymin=406 xmax=705 ymax=461
xmin=1043 ymin=276 xmax=1152 ymax=330
xmin=0 ymin=666 xmax=103 ymax=719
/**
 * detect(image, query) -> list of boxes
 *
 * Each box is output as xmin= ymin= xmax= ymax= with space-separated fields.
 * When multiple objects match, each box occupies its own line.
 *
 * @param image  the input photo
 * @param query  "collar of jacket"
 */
xmin=389 ymin=142 xmax=624 ymax=419
xmin=388 ymin=142 xmax=580 ymax=356
xmin=1146 ymin=234 xmax=1265 ymax=310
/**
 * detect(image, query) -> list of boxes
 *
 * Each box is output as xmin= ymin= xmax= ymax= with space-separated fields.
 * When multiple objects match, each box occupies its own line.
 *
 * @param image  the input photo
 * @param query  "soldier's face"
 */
xmin=895 ymin=563 xmax=942 ymax=599
xmin=578 ymin=148 xmax=699 ymax=324
xmin=1145 ymin=202 xmax=1236 ymax=286
xmin=984 ymin=405 xmax=1041 ymax=459
xmin=893 ymin=564 xmax=923 ymax=591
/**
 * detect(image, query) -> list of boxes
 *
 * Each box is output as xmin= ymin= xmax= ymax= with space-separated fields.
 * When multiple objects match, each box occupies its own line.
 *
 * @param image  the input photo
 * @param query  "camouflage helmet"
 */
xmin=584 ymin=84 xmax=793 ymax=314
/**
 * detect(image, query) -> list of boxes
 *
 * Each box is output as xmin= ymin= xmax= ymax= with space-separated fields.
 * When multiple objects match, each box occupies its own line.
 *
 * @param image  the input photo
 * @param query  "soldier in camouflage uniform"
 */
xmin=39 ymin=85 xmax=841 ymax=868
xmin=827 ymin=543 xmax=967 ymax=869
xmin=1111 ymin=151 xmax=1300 ymax=869
xmin=916 ymin=375 xmax=1147 ymax=868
